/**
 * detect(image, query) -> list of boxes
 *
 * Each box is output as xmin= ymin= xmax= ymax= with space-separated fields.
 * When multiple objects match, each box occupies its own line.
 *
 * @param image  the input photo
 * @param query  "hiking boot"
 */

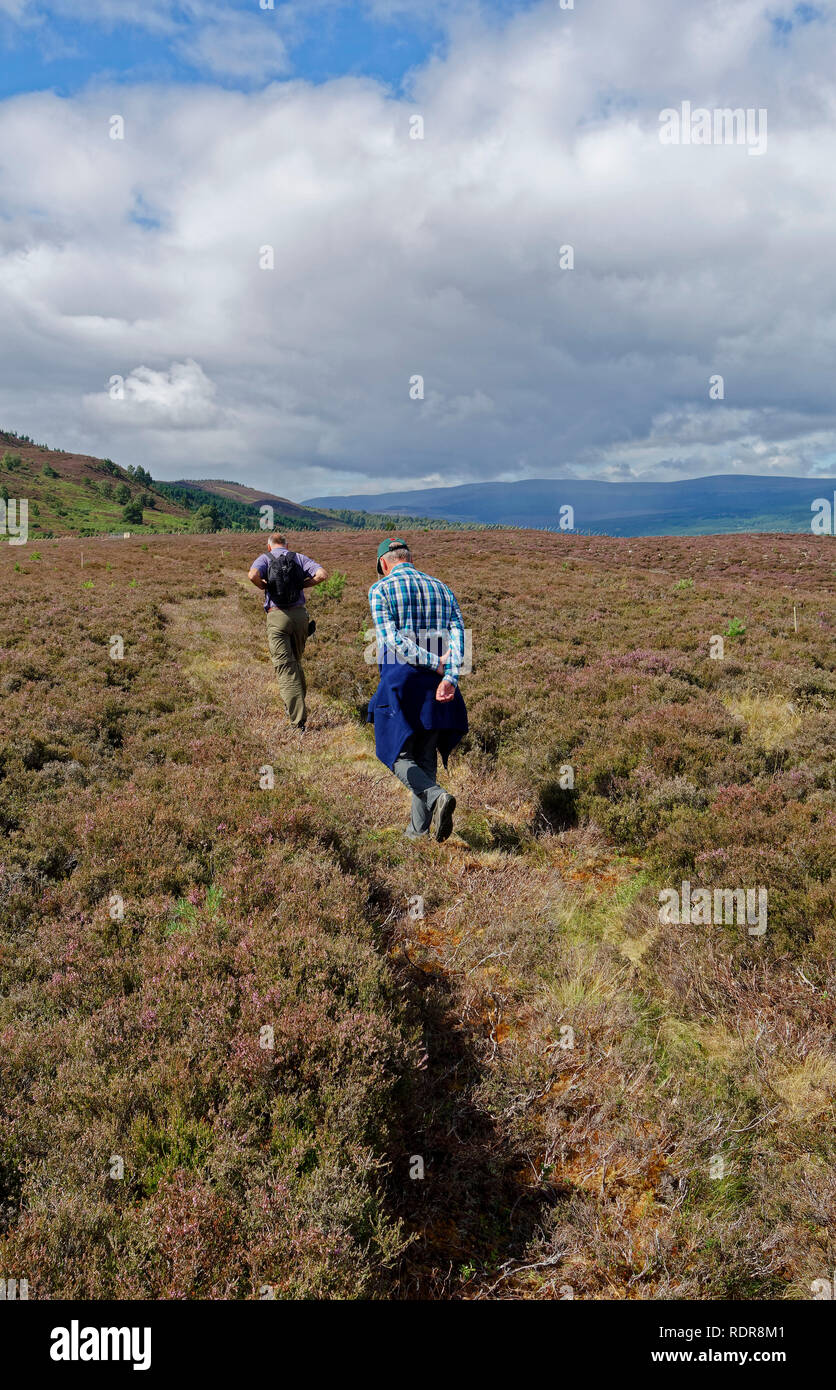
xmin=430 ymin=792 xmax=456 ymax=843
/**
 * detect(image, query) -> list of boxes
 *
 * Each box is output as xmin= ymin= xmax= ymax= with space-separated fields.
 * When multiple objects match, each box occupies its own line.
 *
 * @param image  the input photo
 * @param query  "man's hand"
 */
xmin=436 ymin=677 xmax=456 ymax=702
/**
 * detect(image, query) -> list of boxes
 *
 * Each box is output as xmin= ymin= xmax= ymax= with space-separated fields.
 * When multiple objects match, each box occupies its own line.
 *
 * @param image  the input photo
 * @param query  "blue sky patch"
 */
xmin=0 ymin=1 xmax=539 ymax=99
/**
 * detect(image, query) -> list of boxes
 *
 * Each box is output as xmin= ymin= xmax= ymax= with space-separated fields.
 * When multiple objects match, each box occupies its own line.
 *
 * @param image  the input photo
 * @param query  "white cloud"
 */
xmin=83 ymin=360 xmax=221 ymax=428
xmin=175 ymin=14 xmax=290 ymax=83
xmin=0 ymin=0 xmax=835 ymax=496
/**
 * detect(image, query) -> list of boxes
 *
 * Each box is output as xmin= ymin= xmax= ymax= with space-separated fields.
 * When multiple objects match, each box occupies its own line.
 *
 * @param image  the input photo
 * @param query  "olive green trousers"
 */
xmin=266 ymin=606 xmax=309 ymax=729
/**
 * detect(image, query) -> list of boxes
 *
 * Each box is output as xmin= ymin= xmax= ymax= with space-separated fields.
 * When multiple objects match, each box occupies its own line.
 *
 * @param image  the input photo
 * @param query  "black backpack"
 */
xmin=266 ymin=549 xmax=305 ymax=607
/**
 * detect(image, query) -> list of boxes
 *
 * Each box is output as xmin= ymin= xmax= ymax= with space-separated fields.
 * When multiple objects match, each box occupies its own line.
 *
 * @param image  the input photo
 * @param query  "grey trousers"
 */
xmin=393 ymin=730 xmax=444 ymax=836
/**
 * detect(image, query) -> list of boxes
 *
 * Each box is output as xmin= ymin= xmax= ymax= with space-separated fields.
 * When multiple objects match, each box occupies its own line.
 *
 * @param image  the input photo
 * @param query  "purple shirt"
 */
xmin=252 ymin=548 xmax=320 ymax=611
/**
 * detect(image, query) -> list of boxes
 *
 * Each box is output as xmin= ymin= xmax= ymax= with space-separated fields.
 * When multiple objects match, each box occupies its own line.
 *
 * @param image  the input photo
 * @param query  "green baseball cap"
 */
xmin=376 ymin=537 xmax=408 ymax=574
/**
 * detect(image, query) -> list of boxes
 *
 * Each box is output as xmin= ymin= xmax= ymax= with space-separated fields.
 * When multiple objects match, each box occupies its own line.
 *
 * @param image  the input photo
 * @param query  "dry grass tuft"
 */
xmin=723 ymin=691 xmax=802 ymax=750
xmin=772 ymin=1051 xmax=836 ymax=1120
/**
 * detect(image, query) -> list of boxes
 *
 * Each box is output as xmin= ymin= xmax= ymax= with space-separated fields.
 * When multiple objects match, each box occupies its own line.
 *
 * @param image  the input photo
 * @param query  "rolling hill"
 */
xmin=174 ymin=479 xmax=482 ymax=533
xmin=0 ymin=429 xmax=481 ymax=540
xmin=0 ymin=431 xmax=192 ymax=537
xmin=170 ymin=479 xmax=346 ymax=529
xmin=305 ymin=474 xmax=836 ymax=536
xmin=0 ymin=434 xmax=348 ymax=539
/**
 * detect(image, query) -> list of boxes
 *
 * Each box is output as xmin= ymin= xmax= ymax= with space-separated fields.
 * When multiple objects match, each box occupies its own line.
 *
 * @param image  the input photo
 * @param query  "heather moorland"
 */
xmin=0 ymin=528 xmax=833 ymax=1299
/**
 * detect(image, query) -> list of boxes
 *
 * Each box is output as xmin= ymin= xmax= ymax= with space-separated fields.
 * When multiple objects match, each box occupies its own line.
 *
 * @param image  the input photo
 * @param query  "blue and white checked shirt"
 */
xmin=368 ymin=562 xmax=466 ymax=685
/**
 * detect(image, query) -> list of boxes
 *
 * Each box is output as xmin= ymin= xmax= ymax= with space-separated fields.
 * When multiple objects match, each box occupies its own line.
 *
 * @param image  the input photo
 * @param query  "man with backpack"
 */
xmin=248 ymin=533 xmax=328 ymax=732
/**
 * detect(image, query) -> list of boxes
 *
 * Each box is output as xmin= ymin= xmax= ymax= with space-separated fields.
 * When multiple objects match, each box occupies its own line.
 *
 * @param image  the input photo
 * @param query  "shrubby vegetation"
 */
xmin=0 ymin=539 xmax=414 ymax=1296
xmin=0 ymin=528 xmax=833 ymax=1299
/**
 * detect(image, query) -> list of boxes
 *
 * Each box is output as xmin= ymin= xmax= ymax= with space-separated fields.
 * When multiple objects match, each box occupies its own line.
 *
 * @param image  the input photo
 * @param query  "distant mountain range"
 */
xmin=7 ymin=428 xmax=833 ymax=541
xmin=305 ymin=475 xmax=836 ymax=537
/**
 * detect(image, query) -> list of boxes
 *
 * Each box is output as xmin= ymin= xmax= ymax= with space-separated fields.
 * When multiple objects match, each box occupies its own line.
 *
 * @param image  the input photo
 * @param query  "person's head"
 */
xmin=267 ymin=533 xmax=286 ymax=551
xmin=376 ymin=537 xmax=411 ymax=576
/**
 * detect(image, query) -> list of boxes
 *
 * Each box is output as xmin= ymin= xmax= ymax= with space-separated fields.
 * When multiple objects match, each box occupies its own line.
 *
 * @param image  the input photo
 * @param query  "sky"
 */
xmin=0 ymin=0 xmax=834 ymax=498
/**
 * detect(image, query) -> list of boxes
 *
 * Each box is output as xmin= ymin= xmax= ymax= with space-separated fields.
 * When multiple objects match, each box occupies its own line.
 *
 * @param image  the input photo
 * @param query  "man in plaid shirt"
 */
xmin=367 ymin=538 xmax=468 ymax=842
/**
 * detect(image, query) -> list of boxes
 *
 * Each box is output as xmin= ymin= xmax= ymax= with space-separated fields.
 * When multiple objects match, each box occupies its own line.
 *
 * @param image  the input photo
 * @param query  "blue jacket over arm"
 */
xmin=367 ymin=660 xmax=468 ymax=771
